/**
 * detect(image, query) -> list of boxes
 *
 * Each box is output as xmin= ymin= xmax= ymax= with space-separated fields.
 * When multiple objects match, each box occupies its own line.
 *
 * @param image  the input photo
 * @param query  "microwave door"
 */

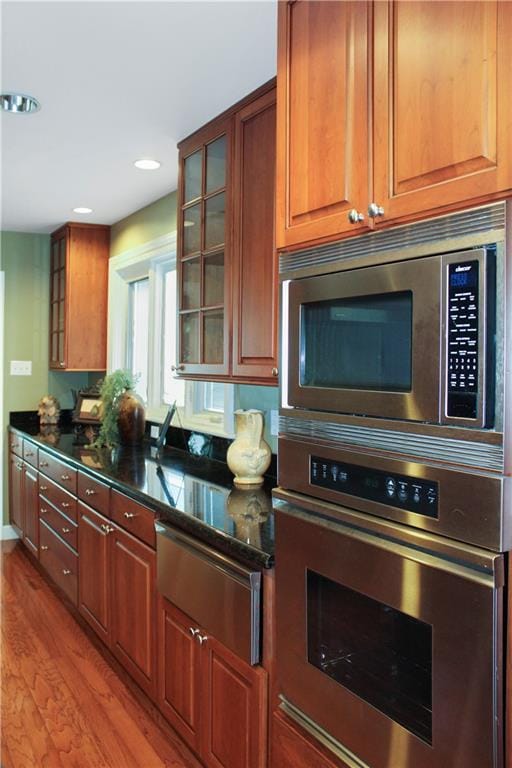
xmin=287 ymin=257 xmax=442 ymax=423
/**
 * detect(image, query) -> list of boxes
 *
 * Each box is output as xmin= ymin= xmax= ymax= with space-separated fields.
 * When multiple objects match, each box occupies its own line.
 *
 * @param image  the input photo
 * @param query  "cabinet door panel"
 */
xmin=202 ymin=635 xmax=267 ymax=768
xmin=373 ymin=0 xmax=512 ymax=222
xmin=78 ymin=502 xmax=110 ymax=644
xmin=158 ymin=599 xmax=201 ymax=753
xmin=23 ymin=466 xmax=39 ymax=557
xmin=276 ymin=0 xmax=370 ymax=249
xmin=232 ymin=88 xmax=278 ymax=381
xmin=111 ymin=527 xmax=156 ymax=699
xmin=9 ymin=455 xmax=24 ymax=535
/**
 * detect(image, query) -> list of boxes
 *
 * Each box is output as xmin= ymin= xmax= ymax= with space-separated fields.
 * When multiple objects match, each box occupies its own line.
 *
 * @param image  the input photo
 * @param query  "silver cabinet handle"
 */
xmin=85 ymin=488 xmax=96 ymax=496
xmin=61 ymin=474 xmax=71 ymax=481
xmin=100 ymin=524 xmax=115 ymax=534
xmin=61 ymin=527 xmax=71 ymax=534
xmin=348 ymin=209 xmax=365 ymax=223
xmin=123 ymin=512 xmax=136 ymax=519
xmin=271 ymin=367 xmax=279 ymax=377
xmin=16 ymin=462 xmax=23 ymax=470
xmin=40 ymin=507 xmax=48 ymax=515
xmin=62 ymin=569 xmax=71 ymax=576
xmin=40 ymin=485 xmax=48 ymax=492
xmin=61 ymin=502 xmax=70 ymax=509
xmin=41 ymin=545 xmax=48 ymax=551
xmin=25 ymin=451 xmax=34 ymax=457
xmin=59 ymin=362 xmax=65 ymax=368
xmin=197 ymin=634 xmax=208 ymax=646
xmin=40 ymin=461 xmax=49 ymax=468
xmin=368 ymin=202 xmax=385 ymax=218
xmin=189 ymin=627 xmax=199 ymax=637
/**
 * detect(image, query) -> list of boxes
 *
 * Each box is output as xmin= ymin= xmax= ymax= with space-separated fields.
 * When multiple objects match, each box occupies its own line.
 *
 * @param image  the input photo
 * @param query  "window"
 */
xmin=108 ymin=233 xmax=234 ymax=436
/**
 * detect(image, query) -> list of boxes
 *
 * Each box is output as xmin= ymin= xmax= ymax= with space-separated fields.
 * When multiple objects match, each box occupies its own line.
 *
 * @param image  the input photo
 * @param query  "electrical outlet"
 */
xmin=10 ymin=360 xmax=32 ymax=376
xmin=270 ymin=409 xmax=279 ymax=436
xmin=150 ymin=425 xmax=159 ymax=439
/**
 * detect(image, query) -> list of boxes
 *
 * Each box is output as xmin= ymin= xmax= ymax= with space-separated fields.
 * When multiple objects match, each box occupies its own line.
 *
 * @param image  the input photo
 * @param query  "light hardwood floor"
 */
xmin=1 ymin=540 xmax=202 ymax=768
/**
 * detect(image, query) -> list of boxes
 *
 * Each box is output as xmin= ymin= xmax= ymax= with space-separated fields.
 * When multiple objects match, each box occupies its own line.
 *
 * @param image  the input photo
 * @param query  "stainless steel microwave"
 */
xmin=282 ymin=239 xmax=502 ymax=431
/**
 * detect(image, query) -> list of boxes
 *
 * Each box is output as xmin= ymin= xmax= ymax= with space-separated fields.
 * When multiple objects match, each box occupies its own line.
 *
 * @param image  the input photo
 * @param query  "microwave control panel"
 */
xmin=310 ymin=456 xmax=439 ymax=518
xmin=447 ymin=259 xmax=479 ymax=419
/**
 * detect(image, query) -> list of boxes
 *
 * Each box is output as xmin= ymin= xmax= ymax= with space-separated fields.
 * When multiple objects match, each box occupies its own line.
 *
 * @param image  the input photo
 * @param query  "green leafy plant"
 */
xmin=92 ymin=369 xmax=136 ymax=449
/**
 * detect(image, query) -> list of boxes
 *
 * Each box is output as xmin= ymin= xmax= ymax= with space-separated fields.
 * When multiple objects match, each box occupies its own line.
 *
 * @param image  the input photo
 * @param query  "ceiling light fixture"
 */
xmin=0 ymin=92 xmax=41 ymax=114
xmin=134 ymin=159 xmax=161 ymax=170
xmin=73 ymin=207 xmax=93 ymax=214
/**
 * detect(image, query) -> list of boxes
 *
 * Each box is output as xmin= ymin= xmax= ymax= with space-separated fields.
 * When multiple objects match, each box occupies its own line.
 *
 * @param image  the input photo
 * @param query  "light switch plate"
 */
xmin=270 ymin=409 xmax=279 ymax=436
xmin=10 ymin=360 xmax=32 ymax=376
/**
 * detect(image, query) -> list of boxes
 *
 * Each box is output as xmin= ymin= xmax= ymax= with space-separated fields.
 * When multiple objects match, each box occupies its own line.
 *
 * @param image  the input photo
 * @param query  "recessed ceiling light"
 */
xmin=0 ymin=92 xmax=40 ymax=114
xmin=73 ymin=207 xmax=93 ymax=214
xmin=134 ymin=159 xmax=161 ymax=170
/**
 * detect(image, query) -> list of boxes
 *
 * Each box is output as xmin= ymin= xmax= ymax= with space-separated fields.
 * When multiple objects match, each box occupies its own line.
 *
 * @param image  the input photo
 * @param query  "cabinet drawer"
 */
xmin=23 ymin=441 xmax=38 ymax=467
xmin=77 ymin=472 xmax=110 ymax=516
xmin=9 ymin=434 xmax=23 ymax=457
xmin=39 ymin=520 xmax=78 ymax=605
xmin=111 ymin=490 xmax=156 ymax=548
xmin=39 ymin=502 xmax=77 ymax=551
xmin=38 ymin=451 xmax=77 ymax=494
xmin=39 ymin=476 xmax=77 ymax=523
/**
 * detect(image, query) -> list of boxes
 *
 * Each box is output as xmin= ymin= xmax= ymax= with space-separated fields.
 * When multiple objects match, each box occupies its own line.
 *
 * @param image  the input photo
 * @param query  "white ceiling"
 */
xmin=0 ymin=0 xmax=277 ymax=233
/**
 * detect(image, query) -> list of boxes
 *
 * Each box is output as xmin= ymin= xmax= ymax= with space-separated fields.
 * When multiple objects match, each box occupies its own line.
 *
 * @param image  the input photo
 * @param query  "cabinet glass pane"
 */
xmin=59 ymin=301 xmax=65 ymax=331
xmin=182 ymin=258 xmax=201 ymax=310
xmin=181 ymin=313 xmax=199 ymax=363
xmin=53 ymin=271 xmax=59 ymax=300
xmin=59 ymin=239 xmax=66 ymax=268
xmin=51 ymin=333 xmax=58 ymax=362
xmin=60 ymin=270 xmax=65 ymax=298
xmin=183 ymin=204 xmax=201 ymax=256
xmin=203 ymin=310 xmax=224 ymax=364
xmin=206 ymin=135 xmax=226 ymax=194
xmin=204 ymin=193 xmax=225 ymax=251
xmin=51 ymin=302 xmax=58 ymax=332
xmin=52 ymin=243 xmax=59 ymax=271
xmin=58 ymin=332 xmax=64 ymax=363
xmin=204 ymin=252 xmax=224 ymax=307
xmin=184 ymin=150 xmax=202 ymax=203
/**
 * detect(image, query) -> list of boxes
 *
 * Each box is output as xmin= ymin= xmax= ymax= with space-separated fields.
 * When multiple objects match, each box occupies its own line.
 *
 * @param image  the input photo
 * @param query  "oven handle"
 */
xmin=274 ymin=492 xmax=505 ymax=589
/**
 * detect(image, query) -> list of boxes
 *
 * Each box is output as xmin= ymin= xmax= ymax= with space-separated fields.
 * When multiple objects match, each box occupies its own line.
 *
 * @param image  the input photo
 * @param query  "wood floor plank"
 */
xmin=1 ymin=542 xmax=202 ymax=768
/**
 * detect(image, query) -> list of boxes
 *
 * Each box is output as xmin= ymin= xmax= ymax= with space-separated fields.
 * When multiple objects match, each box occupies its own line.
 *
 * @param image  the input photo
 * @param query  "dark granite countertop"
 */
xmin=9 ymin=423 xmax=275 ymax=569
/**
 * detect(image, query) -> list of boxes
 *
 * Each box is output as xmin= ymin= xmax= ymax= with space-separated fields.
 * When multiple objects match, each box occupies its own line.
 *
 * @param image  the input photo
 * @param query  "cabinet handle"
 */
xmin=16 ymin=462 xmax=23 ymax=470
xmin=62 ymin=569 xmax=71 ymax=576
xmin=59 ymin=362 xmax=65 ymax=368
xmin=271 ymin=367 xmax=279 ymax=377
xmin=85 ymin=488 xmax=96 ymax=496
xmin=197 ymin=634 xmax=208 ymax=646
xmin=40 ymin=507 xmax=48 ymax=515
xmin=40 ymin=461 xmax=49 ymax=467
xmin=61 ymin=502 xmax=70 ymax=509
xmin=348 ymin=209 xmax=365 ymax=223
xmin=171 ymin=364 xmax=185 ymax=372
xmin=368 ymin=202 xmax=385 ymax=218
xmin=61 ymin=474 xmax=71 ymax=481
xmin=123 ymin=512 xmax=136 ymax=519
xmin=61 ymin=527 xmax=71 ymax=534
xmin=40 ymin=545 xmax=49 ymax=551
xmin=40 ymin=485 xmax=48 ymax=492
xmin=100 ymin=524 xmax=115 ymax=534
xmin=189 ymin=627 xmax=199 ymax=637
xmin=25 ymin=451 xmax=34 ymax=457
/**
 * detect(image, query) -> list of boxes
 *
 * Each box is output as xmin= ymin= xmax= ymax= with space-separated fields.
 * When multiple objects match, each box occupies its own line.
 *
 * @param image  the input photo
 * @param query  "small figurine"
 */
xmin=37 ymin=394 xmax=61 ymax=425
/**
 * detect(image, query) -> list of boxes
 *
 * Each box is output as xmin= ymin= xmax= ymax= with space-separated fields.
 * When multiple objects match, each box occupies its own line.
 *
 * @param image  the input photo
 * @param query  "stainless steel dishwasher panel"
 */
xmin=156 ymin=522 xmax=262 ymax=665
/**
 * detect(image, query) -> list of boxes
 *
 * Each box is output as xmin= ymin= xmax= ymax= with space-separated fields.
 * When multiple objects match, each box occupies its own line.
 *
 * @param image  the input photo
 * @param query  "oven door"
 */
xmin=275 ymin=501 xmax=504 ymax=768
xmin=285 ymin=255 xmax=441 ymax=422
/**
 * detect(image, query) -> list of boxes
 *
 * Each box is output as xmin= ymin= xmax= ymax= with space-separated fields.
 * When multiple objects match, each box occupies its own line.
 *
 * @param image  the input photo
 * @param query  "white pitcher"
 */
xmin=227 ymin=409 xmax=271 ymax=487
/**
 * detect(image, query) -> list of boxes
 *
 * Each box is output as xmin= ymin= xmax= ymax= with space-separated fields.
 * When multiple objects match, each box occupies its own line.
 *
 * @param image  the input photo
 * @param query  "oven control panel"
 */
xmin=311 ymin=456 xmax=439 ymax=518
xmin=447 ymin=260 xmax=479 ymax=419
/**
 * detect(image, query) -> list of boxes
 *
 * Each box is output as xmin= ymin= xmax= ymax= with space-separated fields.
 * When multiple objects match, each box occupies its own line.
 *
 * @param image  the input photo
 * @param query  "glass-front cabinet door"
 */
xmin=177 ymin=120 xmax=231 ymax=376
xmin=50 ymin=232 xmax=66 ymax=369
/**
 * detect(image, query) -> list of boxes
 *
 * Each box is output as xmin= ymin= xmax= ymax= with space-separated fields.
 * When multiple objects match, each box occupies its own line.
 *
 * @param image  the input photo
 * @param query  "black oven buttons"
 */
xmin=311 ymin=456 xmax=438 ymax=518
xmin=447 ymin=260 xmax=479 ymax=419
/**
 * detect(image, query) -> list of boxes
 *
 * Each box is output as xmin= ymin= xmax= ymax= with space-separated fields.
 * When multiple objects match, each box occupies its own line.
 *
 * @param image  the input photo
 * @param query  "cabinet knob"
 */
xmin=171 ymin=364 xmax=185 ymax=372
xmin=62 ymin=569 xmax=71 ymax=576
xmin=59 ymin=362 xmax=65 ymax=368
xmin=85 ymin=488 xmax=96 ymax=496
xmin=61 ymin=527 xmax=71 ymax=534
xmin=368 ymin=202 xmax=385 ymax=218
xmin=61 ymin=474 xmax=71 ymax=481
xmin=197 ymin=634 xmax=208 ymax=646
xmin=100 ymin=523 xmax=115 ymax=534
xmin=40 ymin=507 xmax=48 ymax=515
xmin=123 ymin=512 xmax=136 ymax=519
xmin=271 ymin=367 xmax=279 ymax=377
xmin=16 ymin=462 xmax=23 ymax=470
xmin=348 ymin=209 xmax=365 ymax=223
xmin=189 ymin=627 xmax=199 ymax=637
xmin=40 ymin=461 xmax=49 ymax=468
xmin=25 ymin=451 xmax=34 ymax=457
xmin=40 ymin=545 xmax=49 ymax=551
xmin=61 ymin=502 xmax=70 ymax=509
xmin=40 ymin=485 xmax=48 ymax=492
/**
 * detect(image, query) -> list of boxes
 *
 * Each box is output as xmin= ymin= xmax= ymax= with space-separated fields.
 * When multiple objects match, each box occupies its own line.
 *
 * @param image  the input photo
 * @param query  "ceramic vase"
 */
xmin=226 ymin=409 xmax=271 ymax=487
xmin=117 ymin=390 xmax=146 ymax=445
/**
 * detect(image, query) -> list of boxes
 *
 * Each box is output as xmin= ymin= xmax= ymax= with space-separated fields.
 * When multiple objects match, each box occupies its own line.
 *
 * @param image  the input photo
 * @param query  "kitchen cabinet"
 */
xmin=271 ymin=710 xmax=350 ymax=768
xmin=23 ymin=464 xmax=39 ymax=557
xmin=78 ymin=502 xmax=157 ymax=699
xmin=50 ymin=222 xmax=110 ymax=371
xmin=158 ymin=598 xmax=267 ymax=768
xmin=9 ymin=446 xmax=39 ymax=556
xmin=276 ymin=0 xmax=512 ymax=251
xmin=9 ymin=452 xmax=24 ymax=537
xmin=176 ymin=80 xmax=278 ymax=384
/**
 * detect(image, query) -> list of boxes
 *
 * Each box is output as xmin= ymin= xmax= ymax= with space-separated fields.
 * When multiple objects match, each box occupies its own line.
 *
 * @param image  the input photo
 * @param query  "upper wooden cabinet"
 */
xmin=276 ymin=0 xmax=512 ymax=251
xmin=176 ymin=80 xmax=278 ymax=384
xmin=50 ymin=222 xmax=110 ymax=370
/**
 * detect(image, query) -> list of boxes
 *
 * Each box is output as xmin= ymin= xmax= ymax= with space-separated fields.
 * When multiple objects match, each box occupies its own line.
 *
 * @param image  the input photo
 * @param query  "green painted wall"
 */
xmin=1 ymin=231 xmax=89 ymax=524
xmin=110 ymin=191 xmax=177 ymax=257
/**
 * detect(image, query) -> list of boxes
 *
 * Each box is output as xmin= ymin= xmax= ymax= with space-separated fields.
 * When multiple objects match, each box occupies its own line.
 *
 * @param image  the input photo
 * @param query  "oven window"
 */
xmin=307 ymin=570 xmax=432 ymax=744
xmin=300 ymin=291 xmax=412 ymax=391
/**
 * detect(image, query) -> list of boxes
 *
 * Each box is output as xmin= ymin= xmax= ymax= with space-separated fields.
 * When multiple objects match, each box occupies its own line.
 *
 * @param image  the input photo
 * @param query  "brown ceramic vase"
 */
xmin=117 ymin=391 xmax=146 ymax=445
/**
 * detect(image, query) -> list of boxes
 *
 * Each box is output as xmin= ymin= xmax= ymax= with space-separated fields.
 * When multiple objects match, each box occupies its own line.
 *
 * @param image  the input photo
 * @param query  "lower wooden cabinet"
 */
xmin=158 ymin=598 xmax=268 ymax=768
xmin=78 ymin=502 xmax=157 ymax=699
xmin=271 ymin=710 xmax=350 ymax=768
xmin=23 ymin=464 xmax=39 ymax=556
xmin=9 ymin=452 xmax=24 ymax=536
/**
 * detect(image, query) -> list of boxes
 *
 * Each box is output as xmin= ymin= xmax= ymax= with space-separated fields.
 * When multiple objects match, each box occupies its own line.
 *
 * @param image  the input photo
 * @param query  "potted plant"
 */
xmin=92 ymin=369 xmax=144 ymax=449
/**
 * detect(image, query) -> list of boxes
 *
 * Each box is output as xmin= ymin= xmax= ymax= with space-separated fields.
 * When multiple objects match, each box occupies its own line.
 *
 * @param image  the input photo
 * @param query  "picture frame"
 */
xmin=74 ymin=391 xmax=102 ymax=424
